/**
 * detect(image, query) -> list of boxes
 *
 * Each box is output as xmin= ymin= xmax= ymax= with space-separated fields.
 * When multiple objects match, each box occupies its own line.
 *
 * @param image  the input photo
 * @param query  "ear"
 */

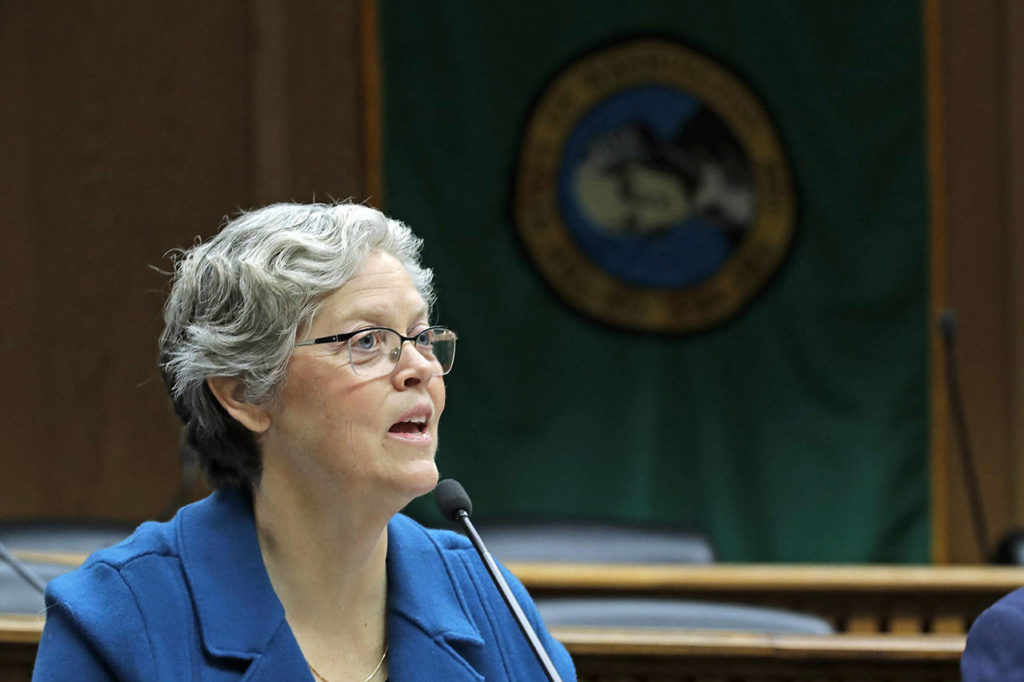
xmin=206 ymin=376 xmax=271 ymax=434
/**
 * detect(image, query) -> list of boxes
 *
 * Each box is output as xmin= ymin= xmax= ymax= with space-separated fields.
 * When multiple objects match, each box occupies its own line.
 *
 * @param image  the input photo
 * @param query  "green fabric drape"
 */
xmin=380 ymin=0 xmax=928 ymax=562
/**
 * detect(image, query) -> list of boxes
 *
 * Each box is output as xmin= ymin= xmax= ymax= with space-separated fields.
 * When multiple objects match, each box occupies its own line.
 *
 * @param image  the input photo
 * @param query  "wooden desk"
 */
xmin=14 ymin=554 xmax=1024 ymax=632
xmin=0 ymin=615 xmax=963 ymax=682
xmin=3 ymin=558 xmax=999 ymax=679
xmin=0 ymin=616 xmax=42 ymax=682
xmin=10 ymin=552 xmax=85 ymax=568
xmin=555 ymin=627 xmax=964 ymax=681
xmin=509 ymin=562 xmax=1024 ymax=633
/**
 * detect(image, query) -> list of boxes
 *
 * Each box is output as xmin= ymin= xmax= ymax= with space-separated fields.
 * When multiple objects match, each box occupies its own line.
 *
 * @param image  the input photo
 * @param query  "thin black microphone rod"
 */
xmin=939 ymin=308 xmax=990 ymax=559
xmin=0 ymin=540 xmax=47 ymax=594
xmin=434 ymin=479 xmax=563 ymax=682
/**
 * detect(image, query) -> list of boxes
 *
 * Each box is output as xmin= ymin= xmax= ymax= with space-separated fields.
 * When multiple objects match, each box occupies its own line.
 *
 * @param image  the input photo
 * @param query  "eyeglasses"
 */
xmin=295 ymin=326 xmax=457 ymax=378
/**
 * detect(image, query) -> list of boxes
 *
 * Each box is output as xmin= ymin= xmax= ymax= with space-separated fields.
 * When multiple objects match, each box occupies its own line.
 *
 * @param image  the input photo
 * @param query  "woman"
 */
xmin=33 ymin=202 xmax=576 ymax=681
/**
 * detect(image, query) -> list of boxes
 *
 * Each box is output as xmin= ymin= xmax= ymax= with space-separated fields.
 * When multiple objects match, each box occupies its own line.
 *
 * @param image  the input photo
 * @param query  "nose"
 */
xmin=391 ymin=339 xmax=437 ymax=389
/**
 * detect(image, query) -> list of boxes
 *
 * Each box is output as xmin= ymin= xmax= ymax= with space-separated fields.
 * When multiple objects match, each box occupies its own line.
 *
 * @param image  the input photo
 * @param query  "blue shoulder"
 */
xmin=389 ymin=513 xmax=473 ymax=552
xmin=962 ymin=586 xmax=1024 ymax=680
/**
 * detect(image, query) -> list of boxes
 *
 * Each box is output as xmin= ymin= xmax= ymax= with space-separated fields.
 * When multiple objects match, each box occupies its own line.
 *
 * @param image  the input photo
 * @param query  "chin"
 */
xmin=395 ymin=458 xmax=440 ymax=501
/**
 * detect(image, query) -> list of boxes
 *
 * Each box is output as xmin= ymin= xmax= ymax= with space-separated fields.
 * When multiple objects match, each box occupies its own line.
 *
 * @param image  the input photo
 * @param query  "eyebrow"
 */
xmin=335 ymin=303 xmax=431 ymax=329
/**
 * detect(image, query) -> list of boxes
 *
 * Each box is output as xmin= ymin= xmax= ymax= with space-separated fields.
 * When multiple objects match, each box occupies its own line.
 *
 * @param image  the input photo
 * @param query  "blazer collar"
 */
xmin=177 ymin=491 xmax=486 ymax=680
xmin=385 ymin=514 xmax=485 ymax=680
xmin=177 ymin=488 xmax=291 ymax=660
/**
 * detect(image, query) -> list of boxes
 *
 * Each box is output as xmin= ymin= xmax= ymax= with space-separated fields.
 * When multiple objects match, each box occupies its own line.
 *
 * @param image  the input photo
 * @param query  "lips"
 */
xmin=387 ymin=405 xmax=433 ymax=438
xmin=388 ymin=415 xmax=426 ymax=434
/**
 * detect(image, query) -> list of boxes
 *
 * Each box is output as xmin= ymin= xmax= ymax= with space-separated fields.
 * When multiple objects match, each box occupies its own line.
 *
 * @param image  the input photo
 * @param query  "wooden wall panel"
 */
xmin=1003 ymin=0 xmax=1024 ymax=548
xmin=934 ymin=0 xmax=1008 ymax=562
xmin=0 ymin=3 xmax=48 ymax=518
xmin=250 ymin=0 xmax=367 ymax=204
xmin=932 ymin=0 xmax=1024 ymax=562
xmin=285 ymin=0 xmax=366 ymax=204
xmin=0 ymin=1 xmax=365 ymax=521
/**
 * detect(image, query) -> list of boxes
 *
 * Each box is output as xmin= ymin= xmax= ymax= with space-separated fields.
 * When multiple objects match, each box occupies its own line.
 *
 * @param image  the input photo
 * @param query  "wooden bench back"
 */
xmin=508 ymin=562 xmax=1024 ymax=633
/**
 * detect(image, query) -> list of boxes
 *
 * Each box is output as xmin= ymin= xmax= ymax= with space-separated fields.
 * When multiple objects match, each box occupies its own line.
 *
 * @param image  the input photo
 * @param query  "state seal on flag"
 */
xmin=513 ymin=37 xmax=796 ymax=334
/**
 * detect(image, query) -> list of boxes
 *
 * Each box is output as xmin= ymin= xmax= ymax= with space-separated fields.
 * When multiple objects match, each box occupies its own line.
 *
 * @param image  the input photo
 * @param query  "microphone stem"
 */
xmin=456 ymin=510 xmax=564 ymax=682
xmin=0 ymin=541 xmax=47 ymax=594
xmin=942 ymin=325 xmax=990 ymax=558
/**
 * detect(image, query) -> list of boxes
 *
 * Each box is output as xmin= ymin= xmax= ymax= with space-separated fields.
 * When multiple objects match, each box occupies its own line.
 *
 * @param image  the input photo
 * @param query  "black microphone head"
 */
xmin=434 ymin=478 xmax=472 ymax=521
xmin=938 ymin=308 xmax=957 ymax=342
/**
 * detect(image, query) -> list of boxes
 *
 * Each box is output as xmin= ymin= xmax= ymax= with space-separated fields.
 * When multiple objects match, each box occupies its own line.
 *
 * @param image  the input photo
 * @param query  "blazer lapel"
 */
xmin=387 ymin=611 xmax=484 ymax=682
xmin=178 ymin=493 xmax=492 ymax=680
xmin=178 ymin=489 xmax=308 ymax=679
xmin=386 ymin=515 xmax=486 ymax=681
xmin=239 ymin=622 xmax=313 ymax=682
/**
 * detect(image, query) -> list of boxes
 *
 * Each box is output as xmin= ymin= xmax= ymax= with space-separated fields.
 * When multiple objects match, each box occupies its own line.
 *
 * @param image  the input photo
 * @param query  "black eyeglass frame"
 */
xmin=294 ymin=325 xmax=458 ymax=376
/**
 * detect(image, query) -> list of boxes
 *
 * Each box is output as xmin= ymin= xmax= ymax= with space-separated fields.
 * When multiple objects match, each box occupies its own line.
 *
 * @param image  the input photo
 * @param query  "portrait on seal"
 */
xmin=514 ymin=37 xmax=796 ymax=334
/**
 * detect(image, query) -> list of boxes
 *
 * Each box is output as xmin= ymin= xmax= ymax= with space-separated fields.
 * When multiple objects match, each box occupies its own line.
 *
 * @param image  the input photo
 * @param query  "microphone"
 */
xmin=0 ymin=540 xmax=47 ymax=594
xmin=434 ymin=479 xmax=564 ymax=682
xmin=938 ymin=308 xmax=990 ymax=559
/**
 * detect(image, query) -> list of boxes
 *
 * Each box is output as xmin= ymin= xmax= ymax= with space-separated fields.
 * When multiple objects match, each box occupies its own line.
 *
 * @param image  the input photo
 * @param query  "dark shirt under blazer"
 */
xmin=32 ymin=488 xmax=576 ymax=681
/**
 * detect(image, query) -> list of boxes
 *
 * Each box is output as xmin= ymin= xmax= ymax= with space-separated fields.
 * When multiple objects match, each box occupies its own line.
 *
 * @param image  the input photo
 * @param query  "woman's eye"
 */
xmin=352 ymin=332 xmax=380 ymax=351
xmin=415 ymin=329 xmax=433 ymax=347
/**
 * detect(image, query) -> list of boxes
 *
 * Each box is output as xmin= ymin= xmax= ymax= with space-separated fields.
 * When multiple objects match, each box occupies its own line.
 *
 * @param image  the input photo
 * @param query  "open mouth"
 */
xmin=388 ymin=416 xmax=427 ymax=435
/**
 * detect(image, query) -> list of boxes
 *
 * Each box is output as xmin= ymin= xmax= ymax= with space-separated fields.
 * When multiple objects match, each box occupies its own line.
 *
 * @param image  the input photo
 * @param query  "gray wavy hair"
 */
xmin=159 ymin=202 xmax=434 ymax=488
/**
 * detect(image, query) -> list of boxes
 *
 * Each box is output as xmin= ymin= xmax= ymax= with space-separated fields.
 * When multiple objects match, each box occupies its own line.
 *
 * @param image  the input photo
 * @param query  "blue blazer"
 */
xmin=961 ymin=586 xmax=1024 ymax=680
xmin=32 ymin=489 xmax=576 ymax=681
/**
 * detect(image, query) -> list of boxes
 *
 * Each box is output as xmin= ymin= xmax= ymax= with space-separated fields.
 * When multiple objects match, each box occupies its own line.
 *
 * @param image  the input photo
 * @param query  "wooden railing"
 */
xmin=555 ymin=627 xmax=964 ymax=682
xmin=15 ymin=552 xmax=1024 ymax=633
xmin=5 ymin=558 xmax=1009 ymax=679
xmin=507 ymin=562 xmax=1024 ymax=634
xmin=0 ymin=616 xmax=964 ymax=682
xmin=0 ymin=616 xmax=42 ymax=682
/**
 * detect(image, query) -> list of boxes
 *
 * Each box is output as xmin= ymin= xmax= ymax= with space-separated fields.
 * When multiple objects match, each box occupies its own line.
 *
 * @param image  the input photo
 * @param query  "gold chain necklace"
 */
xmin=308 ymin=645 xmax=388 ymax=682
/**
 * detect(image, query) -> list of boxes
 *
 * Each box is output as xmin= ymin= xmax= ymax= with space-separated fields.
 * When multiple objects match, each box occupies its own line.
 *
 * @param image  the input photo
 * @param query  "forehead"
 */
xmin=317 ymin=250 xmax=427 ymax=325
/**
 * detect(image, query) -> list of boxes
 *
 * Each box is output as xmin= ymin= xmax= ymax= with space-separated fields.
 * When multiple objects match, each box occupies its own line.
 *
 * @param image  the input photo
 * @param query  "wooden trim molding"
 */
xmin=924 ymin=0 xmax=950 ymax=564
xmin=250 ymin=0 xmax=290 ymax=203
xmin=359 ymin=0 xmax=383 ymax=206
xmin=0 ymin=617 xmax=964 ymax=682
xmin=509 ymin=561 xmax=1024 ymax=634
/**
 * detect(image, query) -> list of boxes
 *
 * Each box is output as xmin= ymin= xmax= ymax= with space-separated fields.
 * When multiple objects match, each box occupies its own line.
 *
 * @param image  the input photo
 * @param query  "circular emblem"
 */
xmin=513 ymin=38 xmax=796 ymax=333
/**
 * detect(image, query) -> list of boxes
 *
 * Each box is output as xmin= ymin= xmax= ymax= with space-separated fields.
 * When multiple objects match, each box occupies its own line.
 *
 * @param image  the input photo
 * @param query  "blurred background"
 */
xmin=1 ymin=0 xmax=1021 ymax=565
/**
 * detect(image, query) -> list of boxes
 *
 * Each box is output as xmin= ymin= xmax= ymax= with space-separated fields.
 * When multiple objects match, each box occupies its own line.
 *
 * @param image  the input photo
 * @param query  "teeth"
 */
xmin=408 ymin=415 xmax=427 ymax=424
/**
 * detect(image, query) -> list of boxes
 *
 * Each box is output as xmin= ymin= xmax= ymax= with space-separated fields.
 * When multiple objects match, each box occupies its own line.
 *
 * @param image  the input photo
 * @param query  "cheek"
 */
xmin=277 ymin=362 xmax=377 ymax=440
xmin=279 ymin=386 xmax=385 ymax=477
xmin=432 ymin=379 xmax=447 ymax=419
xmin=312 ymin=382 xmax=382 ymax=438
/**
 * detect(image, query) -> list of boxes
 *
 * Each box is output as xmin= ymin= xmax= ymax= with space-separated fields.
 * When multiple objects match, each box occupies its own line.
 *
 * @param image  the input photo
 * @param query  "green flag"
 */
xmin=380 ymin=0 xmax=928 ymax=562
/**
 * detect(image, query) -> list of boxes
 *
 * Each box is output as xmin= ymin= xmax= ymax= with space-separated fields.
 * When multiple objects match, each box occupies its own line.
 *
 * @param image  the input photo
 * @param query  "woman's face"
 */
xmin=258 ymin=250 xmax=445 ymax=508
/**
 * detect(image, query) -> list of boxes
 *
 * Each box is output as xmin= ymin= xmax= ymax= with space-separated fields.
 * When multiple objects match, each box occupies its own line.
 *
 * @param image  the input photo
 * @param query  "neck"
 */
xmin=252 ymin=473 xmax=391 ymax=676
